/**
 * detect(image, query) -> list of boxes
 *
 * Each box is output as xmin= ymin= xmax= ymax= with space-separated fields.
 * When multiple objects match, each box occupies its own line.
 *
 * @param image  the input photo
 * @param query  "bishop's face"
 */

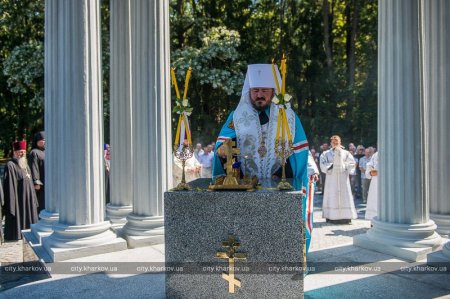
xmin=250 ymin=88 xmax=274 ymax=111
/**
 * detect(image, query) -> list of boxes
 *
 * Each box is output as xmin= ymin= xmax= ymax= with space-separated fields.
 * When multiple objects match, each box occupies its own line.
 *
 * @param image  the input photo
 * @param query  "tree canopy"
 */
xmin=0 ymin=0 xmax=377 ymax=156
xmin=169 ymin=0 xmax=378 ymax=148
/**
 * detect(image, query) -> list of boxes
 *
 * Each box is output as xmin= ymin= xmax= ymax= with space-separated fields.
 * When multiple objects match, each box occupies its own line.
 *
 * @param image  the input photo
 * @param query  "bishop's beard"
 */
xmin=18 ymin=156 xmax=28 ymax=170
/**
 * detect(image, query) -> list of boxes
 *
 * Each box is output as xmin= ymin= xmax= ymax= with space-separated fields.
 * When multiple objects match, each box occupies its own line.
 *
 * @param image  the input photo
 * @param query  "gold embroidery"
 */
xmin=228 ymin=121 xmax=235 ymax=130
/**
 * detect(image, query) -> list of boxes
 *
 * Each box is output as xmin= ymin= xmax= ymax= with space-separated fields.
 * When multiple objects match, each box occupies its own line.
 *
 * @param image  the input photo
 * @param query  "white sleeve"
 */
xmin=345 ymin=152 xmax=356 ymax=175
xmin=307 ymin=151 xmax=319 ymax=176
xmin=319 ymin=151 xmax=332 ymax=174
xmin=365 ymin=156 xmax=374 ymax=178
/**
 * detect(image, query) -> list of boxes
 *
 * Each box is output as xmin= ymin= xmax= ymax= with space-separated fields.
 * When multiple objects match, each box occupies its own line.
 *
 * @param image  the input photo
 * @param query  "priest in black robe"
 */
xmin=3 ymin=140 xmax=39 ymax=241
xmin=29 ymin=131 xmax=45 ymax=213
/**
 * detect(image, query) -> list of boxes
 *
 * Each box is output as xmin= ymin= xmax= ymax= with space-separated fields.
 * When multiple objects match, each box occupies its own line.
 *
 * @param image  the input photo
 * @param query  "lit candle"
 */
xmin=271 ymin=59 xmax=281 ymax=94
xmin=183 ymin=67 xmax=192 ymax=100
xmin=171 ymin=68 xmax=181 ymax=99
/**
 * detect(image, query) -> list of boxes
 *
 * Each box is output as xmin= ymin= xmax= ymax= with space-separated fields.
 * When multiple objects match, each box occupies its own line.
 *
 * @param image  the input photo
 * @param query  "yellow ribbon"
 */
xmin=275 ymin=108 xmax=292 ymax=144
xmin=275 ymin=108 xmax=282 ymax=140
xmin=174 ymin=114 xmax=182 ymax=147
xmin=271 ymin=59 xmax=281 ymax=94
xmin=281 ymin=55 xmax=287 ymax=95
xmin=172 ymin=66 xmax=194 ymax=149
xmin=273 ymin=55 xmax=292 ymax=150
xmin=182 ymin=113 xmax=192 ymax=145
xmin=174 ymin=113 xmax=192 ymax=148
xmin=282 ymin=109 xmax=292 ymax=142
xmin=171 ymin=68 xmax=181 ymax=99
xmin=183 ymin=67 xmax=192 ymax=100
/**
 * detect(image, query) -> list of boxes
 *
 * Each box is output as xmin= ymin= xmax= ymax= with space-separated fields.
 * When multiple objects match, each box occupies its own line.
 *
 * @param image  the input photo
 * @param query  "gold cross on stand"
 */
xmin=216 ymin=235 xmax=247 ymax=294
xmin=222 ymin=139 xmax=240 ymax=186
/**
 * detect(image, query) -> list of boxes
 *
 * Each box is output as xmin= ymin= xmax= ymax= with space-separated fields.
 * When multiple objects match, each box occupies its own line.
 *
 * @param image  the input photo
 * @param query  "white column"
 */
xmin=42 ymin=0 xmax=127 ymax=262
xmin=105 ymin=0 xmax=133 ymax=230
xmin=424 ymin=0 xmax=450 ymax=263
xmin=425 ymin=0 xmax=450 ymax=237
xmin=123 ymin=0 xmax=172 ymax=248
xmin=30 ymin=0 xmax=60 ymax=242
xmin=354 ymin=0 xmax=441 ymax=261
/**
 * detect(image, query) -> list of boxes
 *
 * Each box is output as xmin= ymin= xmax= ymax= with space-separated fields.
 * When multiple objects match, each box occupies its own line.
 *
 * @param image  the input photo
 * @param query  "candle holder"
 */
xmin=275 ymin=139 xmax=293 ymax=190
xmin=271 ymin=55 xmax=294 ymax=190
xmin=171 ymin=66 xmax=194 ymax=191
xmin=174 ymin=143 xmax=194 ymax=190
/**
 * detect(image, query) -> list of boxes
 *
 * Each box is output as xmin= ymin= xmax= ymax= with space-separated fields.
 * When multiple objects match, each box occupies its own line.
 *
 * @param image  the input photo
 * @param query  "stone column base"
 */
xmin=353 ymin=219 xmax=443 ymax=261
xmin=42 ymin=221 xmax=127 ymax=262
xmin=30 ymin=210 xmax=59 ymax=243
xmin=123 ymin=214 xmax=164 ymax=248
xmin=106 ymin=203 xmax=132 ymax=231
xmin=354 ymin=234 xmax=434 ymax=261
xmin=445 ymin=241 xmax=450 ymax=258
xmin=427 ymin=240 xmax=450 ymax=265
xmin=430 ymin=213 xmax=450 ymax=236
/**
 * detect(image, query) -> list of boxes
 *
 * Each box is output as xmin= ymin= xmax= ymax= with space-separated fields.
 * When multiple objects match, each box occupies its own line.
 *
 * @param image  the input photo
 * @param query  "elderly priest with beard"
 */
xmin=2 ymin=140 xmax=39 ymax=241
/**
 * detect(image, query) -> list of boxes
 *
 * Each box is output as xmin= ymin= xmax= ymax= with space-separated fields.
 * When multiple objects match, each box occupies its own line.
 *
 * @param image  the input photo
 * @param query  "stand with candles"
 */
xmin=272 ymin=55 xmax=294 ymax=190
xmin=171 ymin=67 xmax=194 ymax=190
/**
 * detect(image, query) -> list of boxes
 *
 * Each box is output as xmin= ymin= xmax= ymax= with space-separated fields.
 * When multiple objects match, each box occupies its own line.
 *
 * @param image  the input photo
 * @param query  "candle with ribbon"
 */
xmin=272 ymin=55 xmax=294 ymax=190
xmin=171 ymin=66 xmax=194 ymax=190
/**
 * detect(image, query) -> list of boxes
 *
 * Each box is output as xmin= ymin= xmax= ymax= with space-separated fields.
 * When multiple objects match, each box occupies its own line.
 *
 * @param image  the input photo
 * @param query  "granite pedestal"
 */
xmin=165 ymin=179 xmax=304 ymax=299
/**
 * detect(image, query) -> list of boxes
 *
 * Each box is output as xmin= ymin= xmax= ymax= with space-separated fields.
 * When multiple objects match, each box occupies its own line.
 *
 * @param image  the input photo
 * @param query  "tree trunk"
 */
xmin=345 ymin=0 xmax=360 ymax=139
xmin=346 ymin=0 xmax=360 ymax=95
xmin=322 ymin=0 xmax=333 ymax=69
xmin=175 ymin=0 xmax=185 ymax=47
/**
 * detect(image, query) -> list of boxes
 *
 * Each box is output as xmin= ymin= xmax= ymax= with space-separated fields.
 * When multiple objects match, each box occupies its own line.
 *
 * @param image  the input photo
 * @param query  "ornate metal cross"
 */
xmin=216 ymin=235 xmax=247 ymax=293
xmin=222 ymin=139 xmax=240 ymax=185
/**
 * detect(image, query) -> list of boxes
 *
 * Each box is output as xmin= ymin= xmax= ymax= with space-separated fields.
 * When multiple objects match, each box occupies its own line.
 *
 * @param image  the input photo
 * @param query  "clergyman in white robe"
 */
xmin=364 ymin=152 xmax=378 ymax=220
xmin=320 ymin=139 xmax=357 ymax=222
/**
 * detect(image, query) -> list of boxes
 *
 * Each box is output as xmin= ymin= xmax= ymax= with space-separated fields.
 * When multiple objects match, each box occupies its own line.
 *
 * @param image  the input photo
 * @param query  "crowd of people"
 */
xmin=172 ymin=142 xmax=216 ymax=183
xmin=1 ymin=136 xmax=114 ymax=243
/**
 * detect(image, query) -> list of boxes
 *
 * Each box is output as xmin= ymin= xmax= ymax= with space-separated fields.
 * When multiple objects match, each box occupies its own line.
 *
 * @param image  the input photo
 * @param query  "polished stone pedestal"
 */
xmin=165 ymin=179 xmax=304 ymax=298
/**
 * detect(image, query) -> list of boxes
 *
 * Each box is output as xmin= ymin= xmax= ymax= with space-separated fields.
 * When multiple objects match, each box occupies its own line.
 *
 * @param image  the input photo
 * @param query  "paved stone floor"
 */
xmin=0 ymin=239 xmax=23 ymax=263
xmin=1 ymin=192 xmax=449 ymax=298
xmin=310 ymin=193 xmax=371 ymax=252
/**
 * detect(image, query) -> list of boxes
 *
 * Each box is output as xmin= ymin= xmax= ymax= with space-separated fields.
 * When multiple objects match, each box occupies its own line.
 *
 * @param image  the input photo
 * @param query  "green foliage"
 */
xmin=101 ymin=0 xmax=110 ymax=143
xmin=171 ymin=26 xmax=245 ymax=144
xmin=3 ymin=40 xmax=44 ymax=98
xmin=173 ymin=99 xmax=193 ymax=115
xmin=170 ymin=0 xmax=378 ymax=148
xmin=0 ymin=0 xmax=44 ymax=155
xmin=0 ymin=0 xmax=378 ymax=156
